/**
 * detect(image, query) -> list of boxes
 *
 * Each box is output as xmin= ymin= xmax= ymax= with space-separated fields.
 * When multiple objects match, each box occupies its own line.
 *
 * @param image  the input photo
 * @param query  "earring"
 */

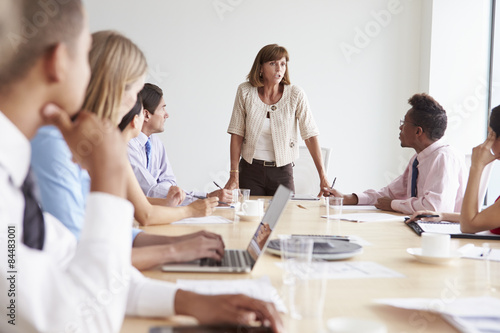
xmin=259 ymin=72 xmax=262 ymax=77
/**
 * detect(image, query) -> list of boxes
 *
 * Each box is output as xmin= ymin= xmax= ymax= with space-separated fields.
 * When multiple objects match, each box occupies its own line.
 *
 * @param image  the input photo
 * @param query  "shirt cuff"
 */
xmin=132 ymin=228 xmax=143 ymax=242
xmin=79 ymin=192 xmax=134 ymax=243
xmin=353 ymin=192 xmax=372 ymax=205
xmin=127 ymin=268 xmax=178 ymax=318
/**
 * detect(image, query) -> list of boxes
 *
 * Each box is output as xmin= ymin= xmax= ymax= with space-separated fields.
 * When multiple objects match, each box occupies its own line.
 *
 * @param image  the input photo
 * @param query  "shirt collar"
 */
xmin=137 ymin=132 xmax=149 ymax=146
xmin=417 ymin=139 xmax=447 ymax=160
xmin=0 ymin=111 xmax=31 ymax=187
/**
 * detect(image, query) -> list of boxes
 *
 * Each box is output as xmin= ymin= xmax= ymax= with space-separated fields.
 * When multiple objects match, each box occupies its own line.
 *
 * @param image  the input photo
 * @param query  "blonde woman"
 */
xmin=225 ymin=44 xmax=330 ymax=196
xmin=31 ymin=31 xmax=225 ymax=270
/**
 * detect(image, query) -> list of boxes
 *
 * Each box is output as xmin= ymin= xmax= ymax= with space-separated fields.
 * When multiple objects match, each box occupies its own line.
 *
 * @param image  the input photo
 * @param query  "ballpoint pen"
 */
xmin=193 ymin=195 xmax=231 ymax=206
xmin=213 ymin=181 xmax=222 ymax=189
xmin=331 ymin=177 xmax=337 ymax=189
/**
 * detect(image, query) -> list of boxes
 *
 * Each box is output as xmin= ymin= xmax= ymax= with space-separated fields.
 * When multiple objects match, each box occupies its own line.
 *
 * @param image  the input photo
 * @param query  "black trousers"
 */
xmin=239 ymin=159 xmax=295 ymax=196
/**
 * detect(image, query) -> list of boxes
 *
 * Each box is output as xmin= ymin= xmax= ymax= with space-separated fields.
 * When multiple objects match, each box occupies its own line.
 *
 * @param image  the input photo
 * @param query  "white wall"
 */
xmin=83 ymin=0 xmax=489 ymax=197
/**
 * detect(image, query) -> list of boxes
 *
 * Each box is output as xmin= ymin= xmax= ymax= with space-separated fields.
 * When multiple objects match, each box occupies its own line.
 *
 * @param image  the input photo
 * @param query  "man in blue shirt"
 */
xmin=31 ymin=125 xmax=226 ymax=270
xmin=128 ymin=83 xmax=233 ymax=205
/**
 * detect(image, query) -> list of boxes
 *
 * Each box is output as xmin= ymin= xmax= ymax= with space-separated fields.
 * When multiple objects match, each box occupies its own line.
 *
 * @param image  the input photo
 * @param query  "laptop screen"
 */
xmin=246 ymin=185 xmax=292 ymax=261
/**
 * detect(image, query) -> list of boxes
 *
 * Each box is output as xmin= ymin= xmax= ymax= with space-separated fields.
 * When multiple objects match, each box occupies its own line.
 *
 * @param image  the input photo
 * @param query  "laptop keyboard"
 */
xmin=200 ymin=250 xmax=252 ymax=268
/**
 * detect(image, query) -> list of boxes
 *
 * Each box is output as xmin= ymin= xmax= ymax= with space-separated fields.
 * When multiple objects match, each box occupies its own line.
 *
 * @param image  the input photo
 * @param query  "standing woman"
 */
xmin=224 ymin=44 xmax=330 ymax=196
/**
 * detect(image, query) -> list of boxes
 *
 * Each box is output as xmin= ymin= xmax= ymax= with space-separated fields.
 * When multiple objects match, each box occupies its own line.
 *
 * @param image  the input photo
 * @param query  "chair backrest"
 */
xmin=465 ymin=154 xmax=495 ymax=207
xmin=294 ymin=146 xmax=331 ymax=195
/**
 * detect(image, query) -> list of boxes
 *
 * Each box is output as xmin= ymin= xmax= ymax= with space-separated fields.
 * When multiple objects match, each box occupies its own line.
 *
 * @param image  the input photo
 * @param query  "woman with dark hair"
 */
xmin=224 ymin=44 xmax=330 ymax=196
xmin=408 ymin=105 xmax=500 ymax=234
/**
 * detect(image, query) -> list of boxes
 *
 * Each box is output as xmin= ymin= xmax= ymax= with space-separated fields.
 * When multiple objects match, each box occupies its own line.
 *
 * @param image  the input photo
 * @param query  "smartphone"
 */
xmin=149 ymin=325 xmax=274 ymax=333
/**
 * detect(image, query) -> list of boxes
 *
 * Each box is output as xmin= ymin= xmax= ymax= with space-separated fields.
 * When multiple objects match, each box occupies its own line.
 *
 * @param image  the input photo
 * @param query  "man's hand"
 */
xmin=165 ymin=186 xmax=186 ymax=206
xmin=322 ymin=188 xmax=358 ymax=205
xmin=175 ymin=291 xmax=284 ymax=333
xmin=375 ymin=197 xmax=394 ymax=211
xmin=208 ymin=189 xmax=232 ymax=204
xmin=41 ymin=105 xmax=127 ymax=197
xmin=178 ymin=230 xmax=225 ymax=246
xmin=169 ymin=234 xmax=225 ymax=262
xmin=187 ymin=197 xmax=218 ymax=217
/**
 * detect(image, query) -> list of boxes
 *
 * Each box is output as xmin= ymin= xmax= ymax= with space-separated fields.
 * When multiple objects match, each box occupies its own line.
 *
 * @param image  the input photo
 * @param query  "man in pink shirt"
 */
xmin=326 ymin=93 xmax=467 ymax=214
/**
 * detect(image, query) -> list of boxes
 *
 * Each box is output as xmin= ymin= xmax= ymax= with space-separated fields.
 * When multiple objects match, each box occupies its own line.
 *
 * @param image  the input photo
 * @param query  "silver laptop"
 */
xmin=161 ymin=185 xmax=292 ymax=273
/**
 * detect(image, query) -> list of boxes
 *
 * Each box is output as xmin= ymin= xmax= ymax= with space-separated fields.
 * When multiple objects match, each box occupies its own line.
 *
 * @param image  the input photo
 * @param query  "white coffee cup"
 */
xmin=421 ymin=232 xmax=450 ymax=257
xmin=241 ymin=200 xmax=263 ymax=216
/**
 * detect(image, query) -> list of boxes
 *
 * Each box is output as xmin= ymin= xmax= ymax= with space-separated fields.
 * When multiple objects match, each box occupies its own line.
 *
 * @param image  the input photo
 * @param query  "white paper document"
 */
xmin=325 ymin=213 xmax=405 ymax=223
xmin=277 ymin=261 xmax=404 ymax=279
xmin=341 ymin=205 xmax=378 ymax=211
xmin=176 ymin=276 xmax=286 ymax=312
xmin=375 ymin=297 xmax=500 ymax=333
xmin=171 ymin=216 xmax=233 ymax=225
xmin=461 ymin=245 xmax=500 ymax=262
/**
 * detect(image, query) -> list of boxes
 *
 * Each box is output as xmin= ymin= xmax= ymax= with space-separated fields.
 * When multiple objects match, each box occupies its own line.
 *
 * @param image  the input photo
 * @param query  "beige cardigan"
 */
xmin=227 ymin=82 xmax=319 ymax=167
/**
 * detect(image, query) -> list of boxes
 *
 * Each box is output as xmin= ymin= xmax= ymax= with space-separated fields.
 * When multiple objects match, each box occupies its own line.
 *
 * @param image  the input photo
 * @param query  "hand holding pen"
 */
xmin=193 ymin=195 xmax=232 ymax=207
xmin=323 ymin=177 xmax=337 ymax=197
xmin=406 ymin=211 xmax=442 ymax=223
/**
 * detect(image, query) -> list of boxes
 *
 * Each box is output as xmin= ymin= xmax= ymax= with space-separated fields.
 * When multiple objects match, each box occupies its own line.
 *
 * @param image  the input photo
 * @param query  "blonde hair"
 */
xmin=247 ymin=44 xmax=290 ymax=87
xmin=82 ymin=30 xmax=147 ymax=125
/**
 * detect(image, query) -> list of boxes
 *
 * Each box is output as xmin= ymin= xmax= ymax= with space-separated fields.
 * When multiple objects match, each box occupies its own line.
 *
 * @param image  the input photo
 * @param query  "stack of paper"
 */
xmin=461 ymin=245 xmax=500 ymax=262
xmin=276 ymin=261 xmax=404 ymax=279
xmin=176 ymin=276 xmax=286 ymax=312
xmin=375 ymin=297 xmax=500 ymax=333
xmin=332 ymin=213 xmax=405 ymax=223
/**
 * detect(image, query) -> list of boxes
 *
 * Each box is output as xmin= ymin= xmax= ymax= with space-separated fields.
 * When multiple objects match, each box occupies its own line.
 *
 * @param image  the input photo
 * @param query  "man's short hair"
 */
xmin=0 ymin=0 xmax=20 ymax=71
xmin=408 ymin=93 xmax=447 ymax=141
xmin=490 ymin=105 xmax=500 ymax=137
xmin=140 ymin=83 xmax=163 ymax=115
xmin=0 ymin=0 xmax=84 ymax=91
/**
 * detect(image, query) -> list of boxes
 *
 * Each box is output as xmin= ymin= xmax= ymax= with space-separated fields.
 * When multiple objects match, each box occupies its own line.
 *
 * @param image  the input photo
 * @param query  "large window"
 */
xmin=486 ymin=0 xmax=499 ymax=205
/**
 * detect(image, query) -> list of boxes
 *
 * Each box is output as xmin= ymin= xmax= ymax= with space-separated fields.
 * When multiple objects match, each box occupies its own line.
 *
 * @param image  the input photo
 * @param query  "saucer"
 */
xmin=327 ymin=317 xmax=387 ymax=333
xmin=407 ymin=248 xmax=462 ymax=265
xmin=235 ymin=212 xmax=261 ymax=222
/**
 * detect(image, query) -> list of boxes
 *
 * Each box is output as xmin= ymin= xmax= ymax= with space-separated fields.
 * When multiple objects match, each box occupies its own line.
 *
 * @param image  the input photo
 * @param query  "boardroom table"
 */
xmin=120 ymin=199 xmax=495 ymax=333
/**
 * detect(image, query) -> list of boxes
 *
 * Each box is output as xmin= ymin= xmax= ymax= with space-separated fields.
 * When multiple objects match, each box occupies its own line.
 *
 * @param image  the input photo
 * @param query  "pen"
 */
xmin=415 ymin=214 xmax=439 ymax=218
xmin=480 ymin=248 xmax=492 ymax=257
xmin=331 ymin=177 xmax=337 ymax=189
xmin=193 ymin=195 xmax=231 ymax=206
xmin=213 ymin=181 xmax=222 ymax=189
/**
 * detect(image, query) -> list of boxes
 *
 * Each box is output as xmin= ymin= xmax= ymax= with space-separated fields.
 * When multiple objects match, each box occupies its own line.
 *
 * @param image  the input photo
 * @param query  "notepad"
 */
xmin=171 ymin=216 xmax=233 ymax=225
xmin=176 ymin=276 xmax=286 ymax=312
xmin=321 ymin=213 xmax=405 ymax=223
xmin=406 ymin=221 xmax=500 ymax=240
xmin=342 ymin=205 xmax=378 ymax=211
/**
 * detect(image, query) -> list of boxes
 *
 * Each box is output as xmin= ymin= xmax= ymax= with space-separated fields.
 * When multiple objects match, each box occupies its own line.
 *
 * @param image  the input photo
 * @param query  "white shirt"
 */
xmin=0 ymin=112 xmax=178 ymax=333
xmin=254 ymin=118 xmax=276 ymax=162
